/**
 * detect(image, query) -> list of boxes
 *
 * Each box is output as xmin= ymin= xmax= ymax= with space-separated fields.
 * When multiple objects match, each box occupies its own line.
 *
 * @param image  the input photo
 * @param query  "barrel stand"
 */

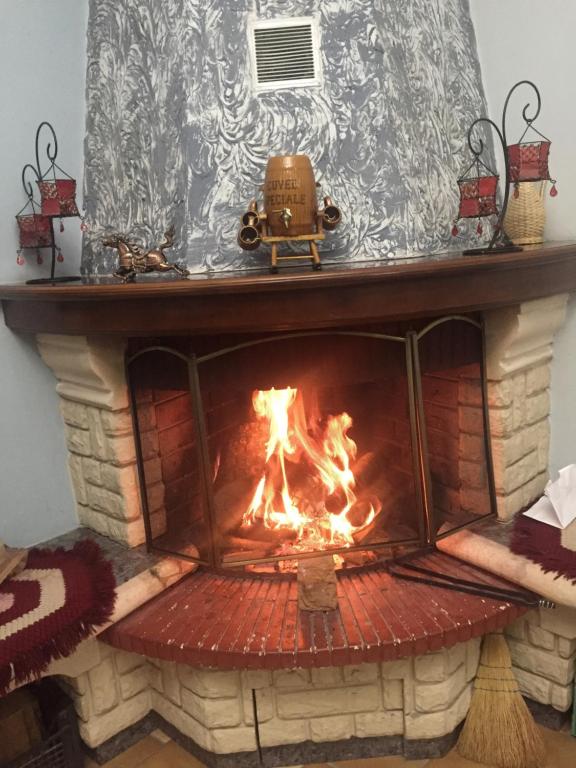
xmin=264 ymin=233 xmax=324 ymax=274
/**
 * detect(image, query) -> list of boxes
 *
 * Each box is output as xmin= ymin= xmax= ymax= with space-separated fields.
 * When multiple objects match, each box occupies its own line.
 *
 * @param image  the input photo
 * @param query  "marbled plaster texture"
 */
xmin=83 ymin=0 xmax=491 ymax=275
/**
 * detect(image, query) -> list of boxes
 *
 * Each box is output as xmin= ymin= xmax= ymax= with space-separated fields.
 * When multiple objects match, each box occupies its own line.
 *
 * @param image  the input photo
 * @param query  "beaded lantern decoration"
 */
xmin=15 ymin=122 xmax=85 ymax=284
xmin=452 ymin=155 xmax=500 ymax=239
xmin=452 ymin=80 xmax=557 ymax=255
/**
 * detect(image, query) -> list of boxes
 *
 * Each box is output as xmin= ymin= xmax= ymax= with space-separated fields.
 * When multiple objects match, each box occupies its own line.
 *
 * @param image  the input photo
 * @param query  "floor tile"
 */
xmin=542 ymin=726 xmax=576 ymax=768
xmin=139 ymin=741 xmax=207 ymax=768
xmin=101 ymin=735 xmax=166 ymax=768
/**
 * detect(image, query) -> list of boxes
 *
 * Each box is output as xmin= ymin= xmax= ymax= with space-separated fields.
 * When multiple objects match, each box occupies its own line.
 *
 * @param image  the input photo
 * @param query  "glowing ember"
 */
xmin=242 ymin=387 xmax=378 ymax=552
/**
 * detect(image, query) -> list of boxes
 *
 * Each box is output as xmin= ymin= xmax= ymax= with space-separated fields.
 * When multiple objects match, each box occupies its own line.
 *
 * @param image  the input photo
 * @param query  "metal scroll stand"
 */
xmin=21 ymin=122 xmax=82 ymax=285
xmin=463 ymin=80 xmax=546 ymax=256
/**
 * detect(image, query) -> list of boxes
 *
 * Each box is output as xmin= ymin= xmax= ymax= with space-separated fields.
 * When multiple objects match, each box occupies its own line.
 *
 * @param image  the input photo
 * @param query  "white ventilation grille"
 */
xmin=250 ymin=17 xmax=322 ymax=92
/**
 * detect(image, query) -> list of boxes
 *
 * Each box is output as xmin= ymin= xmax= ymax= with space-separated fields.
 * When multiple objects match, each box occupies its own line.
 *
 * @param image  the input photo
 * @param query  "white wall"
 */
xmin=471 ymin=0 xmax=576 ymax=477
xmin=0 ymin=0 xmax=88 ymax=545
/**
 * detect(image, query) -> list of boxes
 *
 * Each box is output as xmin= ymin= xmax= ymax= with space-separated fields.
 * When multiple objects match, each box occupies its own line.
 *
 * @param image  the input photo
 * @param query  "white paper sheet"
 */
xmin=523 ymin=464 xmax=576 ymax=529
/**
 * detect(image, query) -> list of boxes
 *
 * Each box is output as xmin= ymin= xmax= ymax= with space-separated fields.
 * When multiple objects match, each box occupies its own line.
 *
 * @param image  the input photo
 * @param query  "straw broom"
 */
xmin=456 ymin=633 xmax=546 ymax=768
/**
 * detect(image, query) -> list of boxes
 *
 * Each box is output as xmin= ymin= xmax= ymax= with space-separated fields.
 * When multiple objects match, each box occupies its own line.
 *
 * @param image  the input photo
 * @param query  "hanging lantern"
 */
xmin=16 ymin=213 xmax=54 ymax=249
xmin=507 ymin=120 xmax=557 ymax=196
xmin=452 ymin=152 xmax=500 ymax=238
xmin=37 ymin=177 xmax=80 ymax=217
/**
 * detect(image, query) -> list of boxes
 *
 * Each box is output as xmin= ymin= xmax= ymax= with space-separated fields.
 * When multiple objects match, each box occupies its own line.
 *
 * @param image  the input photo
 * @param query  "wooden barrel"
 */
xmin=263 ymin=155 xmax=318 ymax=237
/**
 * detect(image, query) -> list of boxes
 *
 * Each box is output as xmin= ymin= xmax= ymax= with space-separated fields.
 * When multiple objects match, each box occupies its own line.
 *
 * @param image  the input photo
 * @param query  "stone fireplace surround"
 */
xmin=1 ymin=249 xmax=576 ymax=764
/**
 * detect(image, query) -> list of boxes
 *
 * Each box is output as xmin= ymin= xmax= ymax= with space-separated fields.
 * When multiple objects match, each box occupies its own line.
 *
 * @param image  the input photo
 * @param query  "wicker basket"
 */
xmin=503 ymin=181 xmax=546 ymax=245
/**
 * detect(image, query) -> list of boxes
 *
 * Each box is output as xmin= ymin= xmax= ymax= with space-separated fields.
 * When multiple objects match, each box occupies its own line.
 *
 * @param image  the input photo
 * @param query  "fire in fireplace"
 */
xmin=127 ymin=316 xmax=496 ymax=570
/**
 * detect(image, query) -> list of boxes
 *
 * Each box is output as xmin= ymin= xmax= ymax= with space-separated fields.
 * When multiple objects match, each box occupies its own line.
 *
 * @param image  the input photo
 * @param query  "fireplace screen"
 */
xmin=127 ymin=317 xmax=496 ymax=570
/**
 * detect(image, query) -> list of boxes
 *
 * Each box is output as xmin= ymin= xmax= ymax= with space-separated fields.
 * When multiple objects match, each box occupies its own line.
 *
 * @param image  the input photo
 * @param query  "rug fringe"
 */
xmin=0 ymin=539 xmax=116 ymax=696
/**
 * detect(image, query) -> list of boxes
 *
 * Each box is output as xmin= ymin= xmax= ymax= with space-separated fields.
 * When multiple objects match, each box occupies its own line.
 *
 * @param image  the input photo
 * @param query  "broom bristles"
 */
xmin=457 ymin=633 xmax=546 ymax=768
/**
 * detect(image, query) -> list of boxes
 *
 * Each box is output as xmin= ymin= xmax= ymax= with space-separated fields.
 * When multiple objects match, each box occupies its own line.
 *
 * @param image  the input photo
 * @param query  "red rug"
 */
xmin=0 ymin=540 xmax=116 ymax=695
xmin=510 ymin=514 xmax=576 ymax=583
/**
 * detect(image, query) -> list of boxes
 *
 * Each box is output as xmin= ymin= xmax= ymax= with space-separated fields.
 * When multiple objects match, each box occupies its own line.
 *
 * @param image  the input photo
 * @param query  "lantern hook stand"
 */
xmin=20 ymin=122 xmax=82 ymax=285
xmin=463 ymin=80 xmax=543 ymax=256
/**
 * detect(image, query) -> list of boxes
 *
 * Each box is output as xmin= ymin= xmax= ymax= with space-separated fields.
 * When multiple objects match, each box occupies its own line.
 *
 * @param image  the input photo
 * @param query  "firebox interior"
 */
xmin=127 ymin=317 xmax=495 ymax=570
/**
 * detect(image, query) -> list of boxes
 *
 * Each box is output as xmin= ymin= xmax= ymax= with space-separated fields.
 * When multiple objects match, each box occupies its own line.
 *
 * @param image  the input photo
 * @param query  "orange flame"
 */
xmin=242 ymin=387 xmax=377 ymax=551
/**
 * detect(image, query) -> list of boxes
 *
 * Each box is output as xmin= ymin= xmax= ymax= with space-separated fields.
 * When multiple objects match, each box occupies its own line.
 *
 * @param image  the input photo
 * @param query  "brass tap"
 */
xmin=273 ymin=208 xmax=293 ymax=230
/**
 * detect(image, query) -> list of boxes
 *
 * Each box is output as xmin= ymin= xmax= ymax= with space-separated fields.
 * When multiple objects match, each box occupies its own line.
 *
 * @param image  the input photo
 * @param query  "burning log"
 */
xmin=298 ymin=554 xmax=338 ymax=611
xmin=213 ymin=478 xmax=255 ymax=535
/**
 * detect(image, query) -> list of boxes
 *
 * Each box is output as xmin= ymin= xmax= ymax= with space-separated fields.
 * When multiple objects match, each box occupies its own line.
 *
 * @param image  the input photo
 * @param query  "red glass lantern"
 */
xmin=37 ymin=178 xmax=79 ymax=217
xmin=457 ymin=175 xmax=499 ymax=219
xmin=16 ymin=213 xmax=54 ymax=249
xmin=507 ymin=141 xmax=551 ymax=183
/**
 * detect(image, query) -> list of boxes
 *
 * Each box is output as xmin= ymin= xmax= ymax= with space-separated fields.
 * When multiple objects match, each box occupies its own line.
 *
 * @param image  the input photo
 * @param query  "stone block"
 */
xmin=241 ymin=670 xmax=272 ymax=690
xmin=277 ymin=685 xmax=379 ymax=719
xmin=272 ymin=669 xmax=311 ymax=689
xmin=110 ymin=435 xmax=137 ymax=466
xmin=414 ymin=652 xmax=447 ymax=683
xmin=354 ymin=710 xmax=404 ymax=738
xmin=415 ymin=665 xmax=466 ymax=713
xmin=179 ymin=667 xmax=241 ymax=698
xmin=513 ymin=667 xmax=551 ymax=704
xmin=526 ymin=365 xmax=551 ymax=395
xmin=465 ymin=638 xmax=482 ymax=682
xmin=88 ymin=659 xmax=120 ymax=715
xmin=558 ymin=637 xmax=576 ymax=659
xmin=61 ymin=399 xmax=89 ymax=428
xmin=550 ymin=683 xmax=573 ymax=711
xmin=311 ymin=667 xmax=343 ymax=687
xmin=69 ymin=454 xmax=87 ymax=504
xmin=161 ymin=662 xmax=182 ymax=706
xmin=120 ymin=665 xmax=149 ymax=700
xmin=489 ymin=407 xmax=514 ymax=439
xmin=211 ymin=726 xmax=257 ymax=754
xmin=540 ymin=606 xmax=576 ymax=639
xmin=79 ymin=691 xmax=150 ymax=748
xmin=404 ymin=685 xmax=470 ymax=740
xmin=527 ymin=625 xmax=556 ymax=651
xmin=101 ymin=409 xmax=134 ymax=436
xmin=243 ymin=685 xmax=274 ymax=724
xmin=505 ymin=618 xmax=527 ymax=642
xmin=310 ymin=714 xmax=354 ymax=742
xmin=494 ymin=451 xmax=539 ymax=496
xmin=115 ymin=651 xmax=144 ymax=675
xmin=526 ymin=391 xmax=550 ymax=426
xmin=446 ymin=643 xmax=467 ymax=675
xmin=381 ymin=658 xmax=412 ymax=680
xmin=151 ymin=691 xmax=210 ymax=751
xmin=82 ymin=457 xmax=103 ymax=486
xmin=66 ymin=426 xmax=92 ymax=457
xmin=382 ymin=679 xmax=403 ymax=710
xmin=181 ymin=689 xmax=241 ymax=728
xmin=297 ymin=555 xmax=337 ymax=611
xmin=342 ymin=664 xmax=378 ymax=685
xmin=87 ymin=408 xmax=110 ymax=461
xmin=259 ymin=718 xmax=309 ymax=748
xmin=86 ymin=484 xmax=138 ymax=522
xmin=100 ymin=463 xmax=138 ymax=495
xmin=508 ymin=639 xmax=575 ymax=685
xmin=148 ymin=664 xmax=163 ymax=693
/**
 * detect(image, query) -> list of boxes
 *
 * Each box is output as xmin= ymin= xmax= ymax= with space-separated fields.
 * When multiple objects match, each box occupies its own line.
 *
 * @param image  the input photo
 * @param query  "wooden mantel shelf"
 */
xmin=1 ymin=243 xmax=575 ymax=336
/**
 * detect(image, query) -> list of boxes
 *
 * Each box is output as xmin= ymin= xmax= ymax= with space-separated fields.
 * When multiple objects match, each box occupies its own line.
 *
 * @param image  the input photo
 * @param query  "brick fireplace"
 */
xmin=1 ymin=249 xmax=576 ymax=764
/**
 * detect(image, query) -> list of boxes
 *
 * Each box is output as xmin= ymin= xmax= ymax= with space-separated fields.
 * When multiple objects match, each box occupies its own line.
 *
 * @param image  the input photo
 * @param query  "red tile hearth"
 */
xmin=103 ymin=552 xmax=525 ymax=669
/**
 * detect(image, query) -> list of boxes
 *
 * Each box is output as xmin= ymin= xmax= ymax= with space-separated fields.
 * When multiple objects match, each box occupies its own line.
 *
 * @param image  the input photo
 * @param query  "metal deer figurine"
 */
xmin=103 ymin=227 xmax=189 ymax=282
